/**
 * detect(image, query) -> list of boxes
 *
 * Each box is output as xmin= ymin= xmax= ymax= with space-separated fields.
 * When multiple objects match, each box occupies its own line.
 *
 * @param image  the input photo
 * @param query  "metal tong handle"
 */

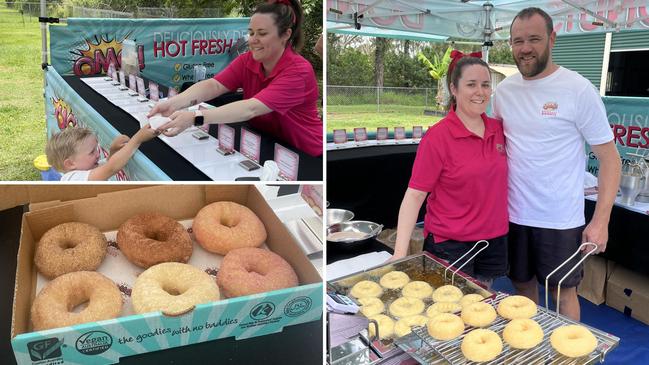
xmin=545 ymin=242 xmax=598 ymax=317
xmin=444 ymin=240 xmax=489 ymax=286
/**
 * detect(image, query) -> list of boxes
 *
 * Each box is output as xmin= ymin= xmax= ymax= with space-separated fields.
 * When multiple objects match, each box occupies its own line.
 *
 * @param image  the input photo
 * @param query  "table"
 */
xmin=62 ymin=76 xmax=322 ymax=180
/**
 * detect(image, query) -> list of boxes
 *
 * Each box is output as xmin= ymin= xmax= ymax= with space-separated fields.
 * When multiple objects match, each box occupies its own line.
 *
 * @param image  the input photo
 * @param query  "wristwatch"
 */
xmin=193 ymin=110 xmax=204 ymax=127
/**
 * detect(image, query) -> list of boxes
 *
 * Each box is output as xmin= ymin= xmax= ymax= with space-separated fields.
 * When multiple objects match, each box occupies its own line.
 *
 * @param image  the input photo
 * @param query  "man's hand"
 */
xmin=582 ymin=221 xmax=608 ymax=253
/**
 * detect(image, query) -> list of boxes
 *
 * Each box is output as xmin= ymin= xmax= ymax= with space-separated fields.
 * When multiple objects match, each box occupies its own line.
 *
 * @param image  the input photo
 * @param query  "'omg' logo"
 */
xmin=71 ymin=35 xmax=145 ymax=76
xmin=51 ymin=97 xmax=78 ymax=130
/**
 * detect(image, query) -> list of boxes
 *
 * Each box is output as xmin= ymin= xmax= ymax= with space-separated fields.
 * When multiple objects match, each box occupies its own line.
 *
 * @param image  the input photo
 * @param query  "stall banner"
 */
xmin=50 ymin=18 xmax=248 ymax=90
xmin=587 ymin=97 xmax=649 ymax=175
xmin=44 ymin=66 xmax=170 ymax=181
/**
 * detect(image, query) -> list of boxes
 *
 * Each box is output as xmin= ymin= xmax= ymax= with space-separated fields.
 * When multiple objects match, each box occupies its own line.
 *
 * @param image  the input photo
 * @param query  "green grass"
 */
xmin=0 ymin=6 xmax=45 ymax=181
xmin=326 ymin=104 xmax=442 ymax=132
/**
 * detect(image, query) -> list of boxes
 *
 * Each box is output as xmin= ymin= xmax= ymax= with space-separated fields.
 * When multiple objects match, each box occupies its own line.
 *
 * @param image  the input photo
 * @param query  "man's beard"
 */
xmin=515 ymin=48 xmax=549 ymax=78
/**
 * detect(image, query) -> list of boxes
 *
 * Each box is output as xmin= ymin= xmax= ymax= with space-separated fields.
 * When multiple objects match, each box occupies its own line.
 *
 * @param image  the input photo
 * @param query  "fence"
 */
xmin=327 ymin=85 xmax=438 ymax=114
xmin=3 ymin=2 xmax=222 ymax=18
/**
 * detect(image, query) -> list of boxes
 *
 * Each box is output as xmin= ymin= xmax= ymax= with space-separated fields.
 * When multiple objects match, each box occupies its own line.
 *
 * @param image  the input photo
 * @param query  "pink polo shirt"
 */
xmin=409 ymin=109 xmax=508 ymax=243
xmin=214 ymin=47 xmax=322 ymax=156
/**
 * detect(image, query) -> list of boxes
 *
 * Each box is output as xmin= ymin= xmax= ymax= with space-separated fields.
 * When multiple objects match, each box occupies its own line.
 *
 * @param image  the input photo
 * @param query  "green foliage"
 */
xmin=417 ymin=46 xmax=452 ymax=81
xmin=327 ymin=47 xmax=374 ymax=86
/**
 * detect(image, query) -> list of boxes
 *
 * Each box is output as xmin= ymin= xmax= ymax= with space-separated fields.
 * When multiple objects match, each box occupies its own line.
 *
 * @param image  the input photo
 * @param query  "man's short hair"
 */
xmin=510 ymin=7 xmax=554 ymax=36
xmin=45 ymin=127 xmax=94 ymax=171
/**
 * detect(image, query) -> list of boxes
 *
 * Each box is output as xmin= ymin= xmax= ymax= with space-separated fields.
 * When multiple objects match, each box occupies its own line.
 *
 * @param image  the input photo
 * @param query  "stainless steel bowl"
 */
xmin=326 ymin=209 xmax=354 ymax=226
xmin=326 ymin=220 xmax=383 ymax=244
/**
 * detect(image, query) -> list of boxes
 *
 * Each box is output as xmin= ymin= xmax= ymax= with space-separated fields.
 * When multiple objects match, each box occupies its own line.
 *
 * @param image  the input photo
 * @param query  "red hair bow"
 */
xmin=448 ymin=50 xmax=482 ymax=78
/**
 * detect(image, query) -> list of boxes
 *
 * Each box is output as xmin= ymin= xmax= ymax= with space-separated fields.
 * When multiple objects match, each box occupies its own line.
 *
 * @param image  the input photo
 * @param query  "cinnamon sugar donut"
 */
xmin=117 ymin=213 xmax=192 ymax=268
xmin=132 ymin=262 xmax=220 ymax=315
xmin=31 ymin=271 xmax=122 ymax=331
xmin=193 ymin=201 xmax=267 ymax=255
xmin=34 ymin=222 xmax=107 ymax=279
xmin=216 ymin=247 xmax=298 ymax=298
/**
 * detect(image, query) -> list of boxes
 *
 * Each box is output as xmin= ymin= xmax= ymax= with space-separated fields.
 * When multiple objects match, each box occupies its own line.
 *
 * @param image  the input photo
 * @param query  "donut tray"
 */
xmin=394 ymin=292 xmax=620 ymax=365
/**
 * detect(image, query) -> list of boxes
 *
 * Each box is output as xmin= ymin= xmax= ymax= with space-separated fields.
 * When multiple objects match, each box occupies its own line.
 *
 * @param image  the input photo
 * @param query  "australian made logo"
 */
xmin=75 ymin=331 xmax=113 ymax=355
xmin=284 ymin=296 xmax=312 ymax=317
xmin=250 ymin=302 xmax=275 ymax=320
xmin=27 ymin=337 xmax=63 ymax=362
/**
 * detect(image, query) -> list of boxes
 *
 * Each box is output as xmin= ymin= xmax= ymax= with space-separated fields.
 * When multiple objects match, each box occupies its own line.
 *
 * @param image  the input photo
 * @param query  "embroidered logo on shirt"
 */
xmin=496 ymin=144 xmax=506 ymax=154
xmin=541 ymin=101 xmax=558 ymax=117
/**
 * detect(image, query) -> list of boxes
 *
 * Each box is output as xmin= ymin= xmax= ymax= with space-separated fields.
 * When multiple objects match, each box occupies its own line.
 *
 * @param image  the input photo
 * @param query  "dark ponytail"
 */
xmin=254 ymin=0 xmax=304 ymax=52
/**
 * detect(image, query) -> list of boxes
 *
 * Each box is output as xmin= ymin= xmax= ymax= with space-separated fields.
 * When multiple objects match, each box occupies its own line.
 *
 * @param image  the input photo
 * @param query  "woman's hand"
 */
xmin=148 ymin=99 xmax=177 ymax=118
xmin=158 ymin=110 xmax=195 ymax=137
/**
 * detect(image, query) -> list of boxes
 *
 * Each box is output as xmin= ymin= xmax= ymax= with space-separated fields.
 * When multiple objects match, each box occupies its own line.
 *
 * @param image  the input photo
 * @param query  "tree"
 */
xmin=374 ymin=37 xmax=389 ymax=88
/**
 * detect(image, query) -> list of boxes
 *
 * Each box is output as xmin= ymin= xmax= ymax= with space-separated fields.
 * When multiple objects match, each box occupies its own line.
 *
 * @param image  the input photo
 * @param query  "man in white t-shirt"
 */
xmin=492 ymin=7 xmax=621 ymax=321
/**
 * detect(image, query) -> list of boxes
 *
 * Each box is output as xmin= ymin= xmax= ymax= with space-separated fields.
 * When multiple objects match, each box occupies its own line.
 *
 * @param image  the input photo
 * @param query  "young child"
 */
xmin=45 ymin=125 xmax=158 ymax=181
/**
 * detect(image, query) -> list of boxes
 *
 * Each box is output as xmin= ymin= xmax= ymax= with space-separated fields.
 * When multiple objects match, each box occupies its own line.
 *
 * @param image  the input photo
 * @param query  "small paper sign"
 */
xmin=354 ymin=127 xmax=367 ymax=142
xmin=240 ymin=128 xmax=262 ymax=163
xmin=118 ymin=71 xmax=126 ymax=87
xmin=168 ymin=87 xmax=178 ymax=98
xmin=136 ymin=77 xmax=146 ymax=97
xmin=395 ymin=127 xmax=406 ymax=140
xmin=333 ymin=129 xmax=347 ymax=144
xmin=413 ymin=126 xmax=423 ymax=139
xmin=128 ymin=74 xmax=136 ymax=91
xmin=108 ymin=63 xmax=116 ymax=79
xmin=148 ymin=81 xmax=159 ymax=102
xmin=377 ymin=127 xmax=388 ymax=141
xmin=301 ymin=185 xmax=323 ymax=216
xmin=217 ymin=124 xmax=235 ymax=153
xmin=274 ymin=143 xmax=299 ymax=181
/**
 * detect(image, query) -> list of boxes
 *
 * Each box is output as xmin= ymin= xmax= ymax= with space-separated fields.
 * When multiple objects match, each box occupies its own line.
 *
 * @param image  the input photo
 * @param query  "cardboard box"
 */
xmin=606 ymin=264 xmax=649 ymax=325
xmin=10 ymin=185 xmax=323 ymax=365
xmin=577 ymin=255 xmax=615 ymax=305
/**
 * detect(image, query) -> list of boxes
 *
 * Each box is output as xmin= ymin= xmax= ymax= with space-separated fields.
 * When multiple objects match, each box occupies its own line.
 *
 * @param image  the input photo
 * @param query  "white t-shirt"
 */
xmin=492 ymin=66 xmax=613 ymax=229
xmin=60 ymin=169 xmax=91 ymax=181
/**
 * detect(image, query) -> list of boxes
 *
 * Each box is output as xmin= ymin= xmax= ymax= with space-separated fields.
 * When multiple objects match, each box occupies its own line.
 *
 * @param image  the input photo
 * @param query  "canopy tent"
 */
xmin=327 ymin=21 xmax=448 ymax=42
xmin=327 ymin=0 xmax=649 ymax=59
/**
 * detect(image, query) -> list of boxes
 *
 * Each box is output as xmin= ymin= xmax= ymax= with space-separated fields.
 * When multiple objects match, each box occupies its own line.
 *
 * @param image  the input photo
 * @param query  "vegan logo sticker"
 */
xmin=27 ymin=338 xmax=63 ymax=361
xmin=250 ymin=302 xmax=275 ymax=320
xmin=75 ymin=331 xmax=113 ymax=355
xmin=284 ymin=296 xmax=312 ymax=317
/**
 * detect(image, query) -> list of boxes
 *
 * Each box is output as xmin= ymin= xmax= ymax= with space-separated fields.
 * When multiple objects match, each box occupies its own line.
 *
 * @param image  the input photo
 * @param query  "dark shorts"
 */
xmin=508 ymin=222 xmax=585 ymax=288
xmin=423 ymin=234 xmax=508 ymax=281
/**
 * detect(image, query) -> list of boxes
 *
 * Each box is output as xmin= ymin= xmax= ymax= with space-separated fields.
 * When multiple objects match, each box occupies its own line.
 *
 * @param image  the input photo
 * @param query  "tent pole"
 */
xmin=41 ymin=0 xmax=47 ymax=125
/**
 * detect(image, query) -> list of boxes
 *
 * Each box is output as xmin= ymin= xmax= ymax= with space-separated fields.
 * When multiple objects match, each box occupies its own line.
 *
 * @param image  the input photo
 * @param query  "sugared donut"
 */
xmin=401 ymin=281 xmax=433 ymax=299
xmin=497 ymin=295 xmax=537 ymax=319
xmin=31 ymin=271 xmax=122 ymax=331
xmin=389 ymin=297 xmax=425 ymax=318
xmin=379 ymin=271 xmax=410 ymax=289
xmin=34 ymin=222 xmax=107 ymax=279
xmin=461 ymin=302 xmax=497 ymax=327
xmin=426 ymin=302 xmax=462 ymax=318
xmin=460 ymin=293 xmax=484 ymax=308
xmin=132 ymin=262 xmax=220 ymax=315
xmin=427 ymin=313 xmax=464 ymax=340
xmin=350 ymin=280 xmax=383 ymax=298
xmin=550 ymin=325 xmax=598 ymax=358
xmin=117 ymin=213 xmax=192 ymax=268
xmin=395 ymin=315 xmax=429 ymax=337
xmin=368 ymin=314 xmax=395 ymax=339
xmin=358 ymin=297 xmax=385 ymax=317
xmin=503 ymin=318 xmax=544 ymax=349
xmin=216 ymin=247 xmax=298 ymax=298
xmin=432 ymin=285 xmax=463 ymax=303
xmin=193 ymin=201 xmax=267 ymax=255
xmin=461 ymin=329 xmax=503 ymax=362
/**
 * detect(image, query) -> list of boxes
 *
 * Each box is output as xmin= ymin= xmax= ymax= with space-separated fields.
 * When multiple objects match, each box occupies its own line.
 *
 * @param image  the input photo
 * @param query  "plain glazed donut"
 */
xmin=503 ymin=318 xmax=544 ymax=349
xmin=350 ymin=280 xmax=383 ymax=298
xmin=358 ymin=297 xmax=385 ymax=317
xmin=550 ymin=325 xmax=598 ymax=358
xmin=389 ymin=297 xmax=425 ymax=318
xmin=426 ymin=302 xmax=462 ymax=318
xmin=216 ymin=247 xmax=298 ymax=298
xmin=132 ymin=262 xmax=220 ymax=315
xmin=460 ymin=293 xmax=484 ymax=308
xmin=461 ymin=329 xmax=503 ymax=362
xmin=34 ymin=222 xmax=107 ymax=279
xmin=395 ymin=315 xmax=429 ymax=337
xmin=117 ymin=213 xmax=192 ymax=268
xmin=427 ymin=313 xmax=465 ymax=340
xmin=432 ymin=285 xmax=463 ymax=303
xmin=368 ymin=314 xmax=395 ymax=339
xmin=401 ymin=281 xmax=433 ymax=299
xmin=461 ymin=302 xmax=497 ymax=327
xmin=497 ymin=295 xmax=538 ymax=320
xmin=193 ymin=201 xmax=267 ymax=255
xmin=379 ymin=271 xmax=410 ymax=289
xmin=31 ymin=271 xmax=122 ymax=331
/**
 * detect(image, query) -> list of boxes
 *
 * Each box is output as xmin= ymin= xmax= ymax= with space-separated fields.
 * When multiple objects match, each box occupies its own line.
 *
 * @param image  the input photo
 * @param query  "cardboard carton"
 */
xmin=10 ymin=185 xmax=323 ymax=365
xmin=606 ymin=264 xmax=649 ymax=325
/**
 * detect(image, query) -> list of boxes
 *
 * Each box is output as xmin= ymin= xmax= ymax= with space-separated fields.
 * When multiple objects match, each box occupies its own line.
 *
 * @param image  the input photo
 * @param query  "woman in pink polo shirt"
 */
xmin=148 ymin=0 xmax=322 ymax=157
xmin=392 ymin=55 xmax=508 ymax=287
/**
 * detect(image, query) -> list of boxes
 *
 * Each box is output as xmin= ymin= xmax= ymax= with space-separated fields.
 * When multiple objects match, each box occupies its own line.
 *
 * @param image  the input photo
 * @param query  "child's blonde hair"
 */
xmin=45 ymin=127 xmax=95 ymax=172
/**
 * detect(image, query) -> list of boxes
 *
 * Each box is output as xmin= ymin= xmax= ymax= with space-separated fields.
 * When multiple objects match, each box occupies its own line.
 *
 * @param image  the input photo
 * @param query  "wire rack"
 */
xmin=395 ymin=292 xmax=620 ymax=365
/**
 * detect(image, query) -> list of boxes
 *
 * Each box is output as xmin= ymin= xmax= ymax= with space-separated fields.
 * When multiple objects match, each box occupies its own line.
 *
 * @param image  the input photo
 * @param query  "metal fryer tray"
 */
xmin=395 ymin=292 xmax=620 ymax=365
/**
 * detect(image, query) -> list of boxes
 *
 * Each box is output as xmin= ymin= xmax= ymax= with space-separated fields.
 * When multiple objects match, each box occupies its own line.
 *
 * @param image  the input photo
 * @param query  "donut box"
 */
xmin=10 ymin=185 xmax=323 ymax=365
